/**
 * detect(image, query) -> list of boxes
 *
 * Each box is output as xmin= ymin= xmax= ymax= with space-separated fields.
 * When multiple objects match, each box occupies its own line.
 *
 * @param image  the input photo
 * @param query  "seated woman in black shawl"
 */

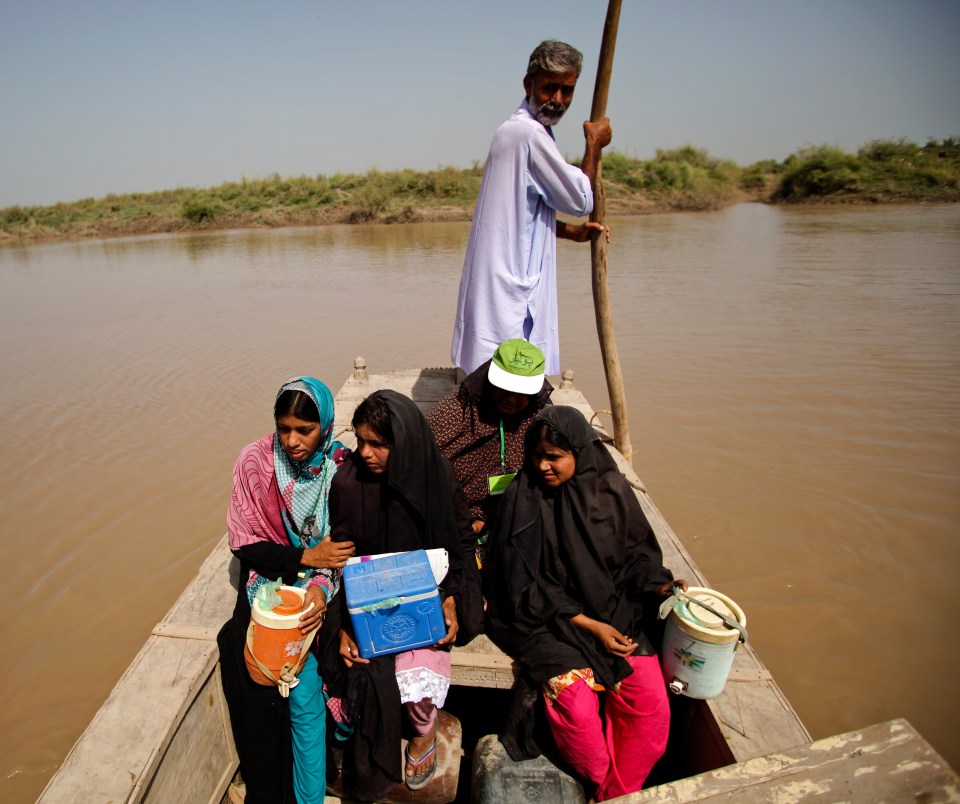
xmin=321 ymin=389 xmax=479 ymax=799
xmin=484 ymin=406 xmax=687 ymax=801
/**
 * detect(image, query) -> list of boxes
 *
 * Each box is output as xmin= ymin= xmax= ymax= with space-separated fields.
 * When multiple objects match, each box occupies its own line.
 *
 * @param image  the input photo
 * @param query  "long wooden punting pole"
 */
xmin=588 ymin=0 xmax=633 ymax=461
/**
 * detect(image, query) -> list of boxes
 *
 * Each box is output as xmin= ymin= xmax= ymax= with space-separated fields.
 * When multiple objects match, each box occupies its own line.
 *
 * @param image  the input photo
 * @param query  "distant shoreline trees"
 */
xmin=2 ymin=138 xmax=957 ymax=242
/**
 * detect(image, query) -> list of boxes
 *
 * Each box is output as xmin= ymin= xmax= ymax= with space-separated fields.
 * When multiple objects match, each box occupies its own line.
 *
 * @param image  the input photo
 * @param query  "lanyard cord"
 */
xmin=499 ymin=418 xmax=506 ymax=474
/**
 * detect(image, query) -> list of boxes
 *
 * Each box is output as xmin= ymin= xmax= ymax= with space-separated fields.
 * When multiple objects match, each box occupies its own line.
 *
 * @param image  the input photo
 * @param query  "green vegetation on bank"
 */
xmin=772 ymin=138 xmax=960 ymax=202
xmin=2 ymin=138 xmax=957 ymax=242
xmin=0 ymin=166 xmax=486 ymax=242
xmin=601 ymin=146 xmax=742 ymax=211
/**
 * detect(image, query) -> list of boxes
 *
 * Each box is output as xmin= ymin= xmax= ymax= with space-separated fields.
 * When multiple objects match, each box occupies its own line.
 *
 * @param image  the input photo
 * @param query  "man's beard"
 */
xmin=528 ymin=96 xmax=566 ymax=127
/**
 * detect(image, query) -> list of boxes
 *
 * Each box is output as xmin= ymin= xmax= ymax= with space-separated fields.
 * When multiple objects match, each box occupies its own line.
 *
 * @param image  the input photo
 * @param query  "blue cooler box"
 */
xmin=343 ymin=549 xmax=446 ymax=658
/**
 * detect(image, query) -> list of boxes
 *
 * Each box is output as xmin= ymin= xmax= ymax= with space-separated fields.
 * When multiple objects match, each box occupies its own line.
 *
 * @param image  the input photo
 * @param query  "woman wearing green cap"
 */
xmin=427 ymin=338 xmax=553 ymax=569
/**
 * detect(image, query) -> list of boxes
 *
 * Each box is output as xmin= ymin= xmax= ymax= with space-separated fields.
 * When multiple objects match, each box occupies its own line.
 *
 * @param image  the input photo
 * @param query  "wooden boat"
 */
xmin=38 ymin=362 xmax=959 ymax=802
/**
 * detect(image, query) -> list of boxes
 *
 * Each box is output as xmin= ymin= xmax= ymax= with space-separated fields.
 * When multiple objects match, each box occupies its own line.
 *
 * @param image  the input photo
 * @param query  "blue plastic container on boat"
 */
xmin=342 ymin=549 xmax=446 ymax=659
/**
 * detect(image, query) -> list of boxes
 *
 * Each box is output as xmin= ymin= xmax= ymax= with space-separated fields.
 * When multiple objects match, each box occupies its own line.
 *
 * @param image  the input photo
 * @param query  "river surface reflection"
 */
xmin=1 ymin=203 xmax=958 ymax=799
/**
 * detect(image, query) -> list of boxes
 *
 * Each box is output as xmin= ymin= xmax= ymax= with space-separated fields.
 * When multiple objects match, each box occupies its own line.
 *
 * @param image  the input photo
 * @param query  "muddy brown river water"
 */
xmin=1 ymin=203 xmax=958 ymax=799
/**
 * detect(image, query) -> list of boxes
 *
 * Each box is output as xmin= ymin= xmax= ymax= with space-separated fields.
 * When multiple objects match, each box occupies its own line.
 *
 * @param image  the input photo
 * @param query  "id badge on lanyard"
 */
xmin=487 ymin=471 xmax=516 ymax=495
xmin=487 ymin=417 xmax=515 ymax=495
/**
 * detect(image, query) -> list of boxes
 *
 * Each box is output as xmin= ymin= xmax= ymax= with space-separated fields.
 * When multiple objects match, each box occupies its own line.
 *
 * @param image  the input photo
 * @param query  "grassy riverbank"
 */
xmin=2 ymin=138 xmax=957 ymax=243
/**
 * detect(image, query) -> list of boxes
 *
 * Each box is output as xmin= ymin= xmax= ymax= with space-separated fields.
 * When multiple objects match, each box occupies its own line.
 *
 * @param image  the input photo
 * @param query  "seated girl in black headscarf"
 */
xmin=321 ymin=390 xmax=478 ymax=799
xmin=484 ymin=406 xmax=687 ymax=801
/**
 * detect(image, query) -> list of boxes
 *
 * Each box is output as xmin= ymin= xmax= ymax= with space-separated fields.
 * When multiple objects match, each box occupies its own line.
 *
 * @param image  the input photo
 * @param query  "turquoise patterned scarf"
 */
xmin=272 ymin=376 xmax=341 ymax=550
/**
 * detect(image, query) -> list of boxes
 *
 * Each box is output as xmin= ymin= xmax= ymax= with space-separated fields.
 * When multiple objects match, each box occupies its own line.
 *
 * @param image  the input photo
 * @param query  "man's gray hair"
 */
xmin=526 ymin=40 xmax=583 ymax=79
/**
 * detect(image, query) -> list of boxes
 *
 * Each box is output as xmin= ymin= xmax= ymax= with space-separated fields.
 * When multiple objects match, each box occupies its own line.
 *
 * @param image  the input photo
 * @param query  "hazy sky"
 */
xmin=2 ymin=0 xmax=958 ymax=208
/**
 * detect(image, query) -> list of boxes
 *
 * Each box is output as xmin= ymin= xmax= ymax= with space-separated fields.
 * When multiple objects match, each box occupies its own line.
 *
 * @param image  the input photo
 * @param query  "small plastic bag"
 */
xmin=254 ymin=577 xmax=284 ymax=611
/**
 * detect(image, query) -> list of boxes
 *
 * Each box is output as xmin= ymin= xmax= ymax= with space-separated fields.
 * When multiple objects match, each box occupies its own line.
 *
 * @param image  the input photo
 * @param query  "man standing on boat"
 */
xmin=451 ymin=39 xmax=611 ymax=376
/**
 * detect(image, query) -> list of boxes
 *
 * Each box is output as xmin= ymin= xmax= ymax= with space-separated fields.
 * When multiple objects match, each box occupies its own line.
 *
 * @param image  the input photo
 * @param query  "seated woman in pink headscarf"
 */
xmin=484 ymin=406 xmax=687 ymax=800
xmin=217 ymin=376 xmax=354 ymax=804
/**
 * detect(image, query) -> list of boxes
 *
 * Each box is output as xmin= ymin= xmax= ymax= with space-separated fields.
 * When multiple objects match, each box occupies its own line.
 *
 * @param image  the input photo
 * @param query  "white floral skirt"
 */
xmin=394 ymin=646 xmax=452 ymax=708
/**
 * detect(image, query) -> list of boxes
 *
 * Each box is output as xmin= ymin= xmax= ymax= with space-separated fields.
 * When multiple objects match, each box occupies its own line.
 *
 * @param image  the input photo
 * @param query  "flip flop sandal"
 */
xmin=404 ymin=720 xmax=439 ymax=791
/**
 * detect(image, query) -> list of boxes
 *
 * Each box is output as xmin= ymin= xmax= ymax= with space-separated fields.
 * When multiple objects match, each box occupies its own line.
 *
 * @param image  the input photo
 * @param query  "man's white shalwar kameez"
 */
xmin=451 ymin=100 xmax=594 ymax=375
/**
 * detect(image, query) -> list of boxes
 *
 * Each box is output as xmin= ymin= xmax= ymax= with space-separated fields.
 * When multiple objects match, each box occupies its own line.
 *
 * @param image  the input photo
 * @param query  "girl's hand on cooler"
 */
xmin=436 ymin=596 xmax=459 ymax=646
xmin=339 ymin=629 xmax=368 ymax=667
xmin=657 ymin=579 xmax=688 ymax=598
xmin=298 ymin=586 xmax=327 ymax=632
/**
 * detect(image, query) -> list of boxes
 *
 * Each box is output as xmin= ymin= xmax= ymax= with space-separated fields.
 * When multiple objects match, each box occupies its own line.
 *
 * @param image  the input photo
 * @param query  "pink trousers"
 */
xmin=543 ymin=655 xmax=670 ymax=801
xmin=405 ymin=698 xmax=437 ymax=738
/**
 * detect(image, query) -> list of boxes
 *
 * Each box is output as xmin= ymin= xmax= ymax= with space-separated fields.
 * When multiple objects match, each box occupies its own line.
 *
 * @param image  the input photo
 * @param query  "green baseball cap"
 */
xmin=487 ymin=339 xmax=546 ymax=395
